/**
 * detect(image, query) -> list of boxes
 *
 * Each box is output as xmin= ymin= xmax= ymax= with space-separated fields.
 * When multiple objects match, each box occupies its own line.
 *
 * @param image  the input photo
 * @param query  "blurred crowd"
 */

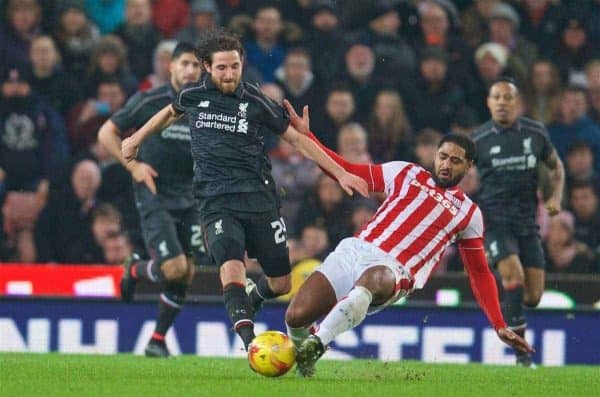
xmin=0 ymin=0 xmax=599 ymax=275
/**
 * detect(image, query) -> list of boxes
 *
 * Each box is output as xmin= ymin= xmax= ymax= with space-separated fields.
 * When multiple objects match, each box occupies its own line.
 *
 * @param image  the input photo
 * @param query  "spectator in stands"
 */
xmin=339 ymin=42 xmax=388 ymax=118
xmin=114 ymin=0 xmax=162 ymax=81
xmin=0 ymin=65 xmax=70 ymax=261
xmin=348 ymin=198 xmax=377 ymax=235
xmin=366 ymin=89 xmax=413 ymax=163
xmin=299 ymin=223 xmax=330 ymax=262
xmin=488 ymin=2 xmax=538 ymax=71
xmin=415 ymin=0 xmax=472 ymax=83
xmin=565 ymin=141 xmax=600 ymax=192
xmin=176 ymin=0 xmax=219 ymax=45
xmin=275 ymin=48 xmax=321 ymax=114
xmin=151 ymin=0 xmax=189 ymax=38
xmin=353 ymin=2 xmax=416 ymax=78
xmin=270 ymin=138 xmax=320 ymax=235
xmin=102 ymin=230 xmax=133 ymax=264
xmin=517 ymin=0 xmax=564 ymax=56
xmin=29 ymin=35 xmax=83 ymax=117
xmin=294 ymin=174 xmax=351 ymax=247
xmin=302 ymin=1 xmax=345 ymax=84
xmin=550 ymin=13 xmax=596 ymax=85
xmin=413 ymin=128 xmax=442 ymax=172
xmin=84 ymin=0 xmax=125 ymax=34
xmin=53 ymin=0 xmax=101 ymax=80
xmin=586 ymin=60 xmax=600 ymax=124
xmin=138 ymin=40 xmax=176 ymax=92
xmin=311 ymin=84 xmax=356 ymax=150
xmin=406 ymin=46 xmax=465 ymax=133
xmin=467 ymin=42 xmax=510 ymax=120
xmin=244 ymin=5 xmax=287 ymax=83
xmin=91 ymin=203 xmax=123 ymax=252
xmin=543 ymin=210 xmax=596 ymax=274
xmin=548 ymin=85 xmax=600 ymax=173
xmin=449 ymin=106 xmax=481 ymax=136
xmin=86 ymin=35 xmax=137 ymax=97
xmin=524 ymin=59 xmax=562 ymax=125
xmin=461 ymin=0 xmax=501 ymax=49
xmin=569 ymin=181 xmax=600 ymax=254
xmin=337 ymin=123 xmax=371 ymax=164
xmin=0 ymin=0 xmax=43 ymax=68
xmin=68 ymin=77 xmax=126 ymax=154
xmin=35 ymin=159 xmax=104 ymax=263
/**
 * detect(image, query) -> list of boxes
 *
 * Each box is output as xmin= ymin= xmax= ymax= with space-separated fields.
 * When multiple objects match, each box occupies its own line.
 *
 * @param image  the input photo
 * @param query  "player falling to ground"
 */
xmin=281 ymin=101 xmax=533 ymax=377
xmin=98 ymin=43 xmax=207 ymax=358
xmin=121 ymin=30 xmax=368 ymax=351
xmin=472 ymin=77 xmax=564 ymax=367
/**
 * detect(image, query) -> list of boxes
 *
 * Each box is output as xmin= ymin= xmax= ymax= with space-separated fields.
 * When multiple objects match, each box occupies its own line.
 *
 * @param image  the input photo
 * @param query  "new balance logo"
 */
xmin=198 ymin=100 xmax=210 ymax=108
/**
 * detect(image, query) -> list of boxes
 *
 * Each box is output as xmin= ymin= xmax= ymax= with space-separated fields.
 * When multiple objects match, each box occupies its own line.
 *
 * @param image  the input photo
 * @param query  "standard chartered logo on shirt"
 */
xmin=193 ymin=102 xmax=250 ymax=134
xmin=161 ymin=124 xmax=191 ymax=141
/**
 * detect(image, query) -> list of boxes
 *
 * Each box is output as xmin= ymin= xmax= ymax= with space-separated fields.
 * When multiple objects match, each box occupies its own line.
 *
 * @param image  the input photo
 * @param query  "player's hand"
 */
xmin=338 ymin=171 xmax=369 ymax=197
xmin=283 ymin=100 xmax=310 ymax=135
xmin=127 ymin=160 xmax=159 ymax=194
xmin=122 ymin=136 xmax=139 ymax=162
xmin=545 ymin=197 xmax=561 ymax=217
xmin=496 ymin=327 xmax=534 ymax=353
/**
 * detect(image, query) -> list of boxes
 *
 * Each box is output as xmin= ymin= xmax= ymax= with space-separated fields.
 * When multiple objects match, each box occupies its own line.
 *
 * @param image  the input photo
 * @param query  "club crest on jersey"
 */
xmin=410 ymin=179 xmax=458 ymax=215
xmin=238 ymin=102 xmax=248 ymax=118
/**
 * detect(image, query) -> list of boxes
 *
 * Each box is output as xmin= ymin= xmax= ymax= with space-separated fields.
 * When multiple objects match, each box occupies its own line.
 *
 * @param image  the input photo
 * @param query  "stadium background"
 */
xmin=0 ymin=0 xmax=599 ymax=366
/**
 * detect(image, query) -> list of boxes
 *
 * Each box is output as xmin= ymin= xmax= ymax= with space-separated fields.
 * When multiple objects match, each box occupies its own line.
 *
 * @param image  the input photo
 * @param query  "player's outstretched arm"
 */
xmin=543 ymin=148 xmax=565 ymax=216
xmin=122 ymin=104 xmax=181 ymax=162
xmin=283 ymin=100 xmax=387 ymax=193
xmin=282 ymin=126 xmax=368 ymax=197
xmin=459 ymin=237 xmax=533 ymax=353
xmin=98 ymin=119 xmax=159 ymax=194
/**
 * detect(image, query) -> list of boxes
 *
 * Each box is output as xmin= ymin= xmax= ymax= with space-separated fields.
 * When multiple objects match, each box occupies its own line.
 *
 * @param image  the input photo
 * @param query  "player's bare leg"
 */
xmin=497 ymin=254 xmax=535 ymax=367
xmin=291 ymin=266 xmax=396 ymax=377
xmin=221 ymin=259 xmax=256 ymax=350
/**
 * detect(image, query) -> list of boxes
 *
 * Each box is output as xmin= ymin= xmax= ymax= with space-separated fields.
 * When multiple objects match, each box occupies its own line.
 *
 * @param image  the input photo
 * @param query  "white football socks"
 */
xmin=316 ymin=286 xmax=373 ymax=346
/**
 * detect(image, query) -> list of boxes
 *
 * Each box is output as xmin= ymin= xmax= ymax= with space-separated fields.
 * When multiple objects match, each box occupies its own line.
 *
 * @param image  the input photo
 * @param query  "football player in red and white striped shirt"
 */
xmin=282 ymin=101 xmax=533 ymax=377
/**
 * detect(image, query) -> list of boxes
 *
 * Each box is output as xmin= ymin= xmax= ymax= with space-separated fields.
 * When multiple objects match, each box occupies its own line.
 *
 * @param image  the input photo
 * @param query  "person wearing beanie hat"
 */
xmin=472 ymin=77 xmax=565 ymax=367
xmin=488 ymin=2 xmax=538 ymax=70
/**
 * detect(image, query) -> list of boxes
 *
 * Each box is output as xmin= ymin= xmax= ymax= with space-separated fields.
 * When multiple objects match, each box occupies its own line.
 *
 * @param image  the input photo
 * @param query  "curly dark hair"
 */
xmin=196 ymin=28 xmax=244 ymax=65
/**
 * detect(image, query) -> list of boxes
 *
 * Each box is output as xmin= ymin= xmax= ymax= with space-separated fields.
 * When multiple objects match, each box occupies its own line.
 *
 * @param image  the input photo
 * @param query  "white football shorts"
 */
xmin=315 ymin=237 xmax=414 ymax=314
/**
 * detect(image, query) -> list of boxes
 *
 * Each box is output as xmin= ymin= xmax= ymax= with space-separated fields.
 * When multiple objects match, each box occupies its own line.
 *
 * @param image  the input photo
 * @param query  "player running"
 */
xmin=98 ymin=42 xmax=206 ymax=357
xmin=281 ymin=101 xmax=533 ymax=377
xmin=121 ymin=30 xmax=368 ymax=351
xmin=472 ymin=77 xmax=564 ymax=367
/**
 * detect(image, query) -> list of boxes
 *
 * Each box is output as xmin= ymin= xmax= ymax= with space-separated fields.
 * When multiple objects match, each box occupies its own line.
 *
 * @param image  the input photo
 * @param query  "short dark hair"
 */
xmin=567 ymin=140 xmax=594 ymax=157
xmin=489 ymin=76 xmax=519 ymax=95
xmin=438 ymin=133 xmax=476 ymax=162
xmin=196 ymin=29 xmax=244 ymax=65
xmin=172 ymin=42 xmax=197 ymax=60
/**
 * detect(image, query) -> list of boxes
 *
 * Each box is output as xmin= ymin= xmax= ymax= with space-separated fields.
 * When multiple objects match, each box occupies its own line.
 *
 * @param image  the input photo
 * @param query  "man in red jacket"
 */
xmin=282 ymin=101 xmax=532 ymax=377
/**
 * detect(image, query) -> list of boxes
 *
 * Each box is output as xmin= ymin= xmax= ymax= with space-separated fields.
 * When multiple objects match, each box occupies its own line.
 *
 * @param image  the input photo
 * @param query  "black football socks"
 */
xmin=223 ymin=283 xmax=255 ymax=350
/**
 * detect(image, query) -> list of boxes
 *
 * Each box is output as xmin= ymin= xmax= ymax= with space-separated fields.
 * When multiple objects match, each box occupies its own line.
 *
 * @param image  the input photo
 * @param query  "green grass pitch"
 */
xmin=1 ymin=353 xmax=598 ymax=397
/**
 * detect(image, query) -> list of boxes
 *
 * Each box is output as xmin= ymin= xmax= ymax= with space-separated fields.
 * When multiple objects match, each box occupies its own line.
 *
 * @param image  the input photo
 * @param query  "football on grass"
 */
xmin=248 ymin=331 xmax=296 ymax=377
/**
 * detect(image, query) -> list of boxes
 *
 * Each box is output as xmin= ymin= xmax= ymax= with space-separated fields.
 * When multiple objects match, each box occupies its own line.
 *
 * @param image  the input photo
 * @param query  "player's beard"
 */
xmin=213 ymin=75 xmax=241 ymax=94
xmin=432 ymin=170 xmax=464 ymax=189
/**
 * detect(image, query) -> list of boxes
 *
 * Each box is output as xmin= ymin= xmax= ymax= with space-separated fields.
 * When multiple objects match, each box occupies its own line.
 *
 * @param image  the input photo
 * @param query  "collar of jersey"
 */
xmin=204 ymin=74 xmax=245 ymax=98
xmin=491 ymin=118 xmax=522 ymax=134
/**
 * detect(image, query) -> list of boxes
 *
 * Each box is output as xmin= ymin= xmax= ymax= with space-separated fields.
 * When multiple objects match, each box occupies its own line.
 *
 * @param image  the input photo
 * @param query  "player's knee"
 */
xmin=285 ymin=304 xmax=309 ymax=329
xmin=524 ymin=292 xmax=542 ymax=307
xmin=357 ymin=267 xmax=395 ymax=305
xmin=162 ymin=256 xmax=188 ymax=281
xmin=268 ymin=276 xmax=291 ymax=295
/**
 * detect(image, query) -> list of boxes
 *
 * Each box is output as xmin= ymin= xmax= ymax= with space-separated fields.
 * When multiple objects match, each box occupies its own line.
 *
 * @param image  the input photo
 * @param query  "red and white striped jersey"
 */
xmin=356 ymin=161 xmax=483 ymax=288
